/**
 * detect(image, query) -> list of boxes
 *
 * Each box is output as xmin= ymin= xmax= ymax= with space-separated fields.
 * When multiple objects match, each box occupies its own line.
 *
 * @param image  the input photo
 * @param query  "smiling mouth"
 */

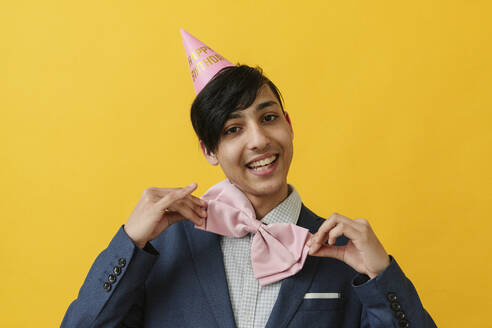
xmin=246 ymin=154 xmax=279 ymax=171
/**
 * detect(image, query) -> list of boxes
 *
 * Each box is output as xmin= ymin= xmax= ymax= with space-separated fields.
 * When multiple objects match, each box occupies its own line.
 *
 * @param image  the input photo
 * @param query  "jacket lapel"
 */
xmin=184 ymin=223 xmax=236 ymax=328
xmin=265 ymin=204 xmax=324 ymax=328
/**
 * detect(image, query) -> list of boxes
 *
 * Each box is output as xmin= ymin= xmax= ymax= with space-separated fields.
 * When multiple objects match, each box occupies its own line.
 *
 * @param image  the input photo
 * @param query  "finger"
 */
xmin=165 ymin=202 xmax=204 ymax=226
xmin=148 ymin=187 xmax=179 ymax=201
xmin=186 ymin=194 xmax=208 ymax=209
xmin=310 ymin=216 xmax=338 ymax=244
xmin=326 ymin=221 xmax=359 ymax=245
xmin=353 ymin=218 xmax=371 ymax=233
xmin=188 ymin=198 xmax=208 ymax=218
xmin=308 ymin=213 xmax=346 ymax=252
xmin=309 ymin=213 xmax=360 ymax=253
xmin=157 ymin=183 xmax=197 ymax=209
xmin=170 ymin=197 xmax=207 ymax=219
xmin=309 ymin=244 xmax=346 ymax=261
xmin=162 ymin=184 xmax=208 ymax=226
xmin=173 ymin=203 xmax=205 ymax=226
xmin=316 ymin=213 xmax=351 ymax=239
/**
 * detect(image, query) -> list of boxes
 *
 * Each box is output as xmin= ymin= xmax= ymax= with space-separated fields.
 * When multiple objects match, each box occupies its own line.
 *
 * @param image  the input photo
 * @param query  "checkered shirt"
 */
xmin=220 ymin=185 xmax=302 ymax=328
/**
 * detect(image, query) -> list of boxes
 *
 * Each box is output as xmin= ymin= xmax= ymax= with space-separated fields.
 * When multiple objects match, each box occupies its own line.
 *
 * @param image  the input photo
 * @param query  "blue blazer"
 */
xmin=61 ymin=204 xmax=436 ymax=327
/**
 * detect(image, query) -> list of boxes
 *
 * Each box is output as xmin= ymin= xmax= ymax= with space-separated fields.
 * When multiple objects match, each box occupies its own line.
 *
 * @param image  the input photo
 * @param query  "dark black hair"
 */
xmin=190 ymin=64 xmax=284 ymax=154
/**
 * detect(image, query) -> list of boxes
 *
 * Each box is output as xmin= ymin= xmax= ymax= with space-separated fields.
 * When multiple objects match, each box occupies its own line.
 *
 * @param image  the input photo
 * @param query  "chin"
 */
xmin=244 ymin=176 xmax=286 ymax=197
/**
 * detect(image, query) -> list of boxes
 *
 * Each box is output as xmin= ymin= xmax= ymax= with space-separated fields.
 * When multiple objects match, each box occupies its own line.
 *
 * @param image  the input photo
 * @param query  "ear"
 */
xmin=284 ymin=111 xmax=294 ymax=140
xmin=199 ymin=140 xmax=219 ymax=166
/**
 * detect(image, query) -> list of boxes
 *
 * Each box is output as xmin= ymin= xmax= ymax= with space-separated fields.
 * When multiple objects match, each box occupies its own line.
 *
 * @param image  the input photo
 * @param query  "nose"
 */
xmin=246 ymin=123 xmax=270 ymax=151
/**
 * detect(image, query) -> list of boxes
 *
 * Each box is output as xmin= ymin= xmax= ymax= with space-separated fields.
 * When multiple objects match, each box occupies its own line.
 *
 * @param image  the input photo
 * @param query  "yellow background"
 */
xmin=1 ymin=0 xmax=491 ymax=327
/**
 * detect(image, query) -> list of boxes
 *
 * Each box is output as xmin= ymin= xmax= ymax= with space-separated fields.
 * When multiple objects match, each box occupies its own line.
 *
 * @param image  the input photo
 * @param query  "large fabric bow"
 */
xmin=195 ymin=179 xmax=312 ymax=286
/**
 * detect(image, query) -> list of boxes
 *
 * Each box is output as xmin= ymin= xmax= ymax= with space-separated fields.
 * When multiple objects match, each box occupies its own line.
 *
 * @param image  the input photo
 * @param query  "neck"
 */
xmin=248 ymin=183 xmax=290 ymax=220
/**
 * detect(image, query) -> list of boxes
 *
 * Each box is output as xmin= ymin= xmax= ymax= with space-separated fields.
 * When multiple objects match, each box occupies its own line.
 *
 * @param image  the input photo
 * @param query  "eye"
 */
xmin=224 ymin=126 xmax=240 ymax=135
xmin=263 ymin=114 xmax=278 ymax=122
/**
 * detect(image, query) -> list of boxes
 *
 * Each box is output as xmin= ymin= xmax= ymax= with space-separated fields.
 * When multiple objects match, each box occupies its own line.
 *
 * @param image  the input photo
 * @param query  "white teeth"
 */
xmin=252 ymin=165 xmax=271 ymax=172
xmin=248 ymin=155 xmax=277 ymax=168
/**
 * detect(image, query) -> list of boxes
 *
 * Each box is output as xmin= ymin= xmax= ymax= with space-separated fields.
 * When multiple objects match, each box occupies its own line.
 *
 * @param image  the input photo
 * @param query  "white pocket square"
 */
xmin=304 ymin=292 xmax=341 ymax=299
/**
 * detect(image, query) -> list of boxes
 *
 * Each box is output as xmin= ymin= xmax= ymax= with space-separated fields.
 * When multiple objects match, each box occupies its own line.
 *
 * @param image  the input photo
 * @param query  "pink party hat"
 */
xmin=180 ymin=28 xmax=234 ymax=95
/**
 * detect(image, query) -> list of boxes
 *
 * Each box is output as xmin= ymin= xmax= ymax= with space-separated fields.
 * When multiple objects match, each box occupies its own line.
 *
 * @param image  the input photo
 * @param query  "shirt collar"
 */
xmin=260 ymin=184 xmax=302 ymax=226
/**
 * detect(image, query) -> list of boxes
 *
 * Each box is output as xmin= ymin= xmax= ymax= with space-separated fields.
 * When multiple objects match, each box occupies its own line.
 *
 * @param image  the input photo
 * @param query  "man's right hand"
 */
xmin=124 ymin=183 xmax=207 ymax=248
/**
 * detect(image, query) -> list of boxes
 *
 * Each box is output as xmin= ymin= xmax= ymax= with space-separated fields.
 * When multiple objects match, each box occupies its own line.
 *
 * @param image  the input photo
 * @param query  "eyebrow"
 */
xmin=227 ymin=100 xmax=278 ymax=119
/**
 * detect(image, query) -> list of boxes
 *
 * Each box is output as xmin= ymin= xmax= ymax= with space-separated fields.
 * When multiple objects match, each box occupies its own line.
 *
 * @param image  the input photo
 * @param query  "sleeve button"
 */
xmin=396 ymin=310 xmax=406 ymax=320
xmin=118 ymin=258 xmax=126 ymax=267
xmin=103 ymin=282 xmax=112 ymax=291
xmin=399 ymin=319 xmax=409 ymax=328
xmin=387 ymin=292 xmax=397 ymax=302
xmin=391 ymin=302 xmax=401 ymax=311
xmin=113 ymin=266 xmax=122 ymax=275
xmin=108 ymin=273 xmax=117 ymax=283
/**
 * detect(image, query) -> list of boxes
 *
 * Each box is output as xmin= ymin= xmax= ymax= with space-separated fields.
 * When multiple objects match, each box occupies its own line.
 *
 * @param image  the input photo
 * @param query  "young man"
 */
xmin=61 ymin=32 xmax=437 ymax=328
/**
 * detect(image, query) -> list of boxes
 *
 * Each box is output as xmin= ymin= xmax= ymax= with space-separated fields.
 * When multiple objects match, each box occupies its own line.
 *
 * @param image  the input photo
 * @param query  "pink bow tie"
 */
xmin=195 ymin=180 xmax=312 ymax=286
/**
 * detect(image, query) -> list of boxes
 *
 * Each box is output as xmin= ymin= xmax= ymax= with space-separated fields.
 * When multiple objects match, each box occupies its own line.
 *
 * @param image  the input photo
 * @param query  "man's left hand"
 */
xmin=307 ymin=213 xmax=390 ymax=279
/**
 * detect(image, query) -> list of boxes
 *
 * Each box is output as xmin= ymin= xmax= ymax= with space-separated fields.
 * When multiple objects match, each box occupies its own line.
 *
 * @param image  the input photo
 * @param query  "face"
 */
xmin=201 ymin=84 xmax=294 ymax=201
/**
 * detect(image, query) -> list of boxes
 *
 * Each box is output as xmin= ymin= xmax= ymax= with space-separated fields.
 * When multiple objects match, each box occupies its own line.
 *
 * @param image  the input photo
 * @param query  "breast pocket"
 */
xmin=298 ymin=292 xmax=343 ymax=311
xmin=289 ymin=292 xmax=344 ymax=327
